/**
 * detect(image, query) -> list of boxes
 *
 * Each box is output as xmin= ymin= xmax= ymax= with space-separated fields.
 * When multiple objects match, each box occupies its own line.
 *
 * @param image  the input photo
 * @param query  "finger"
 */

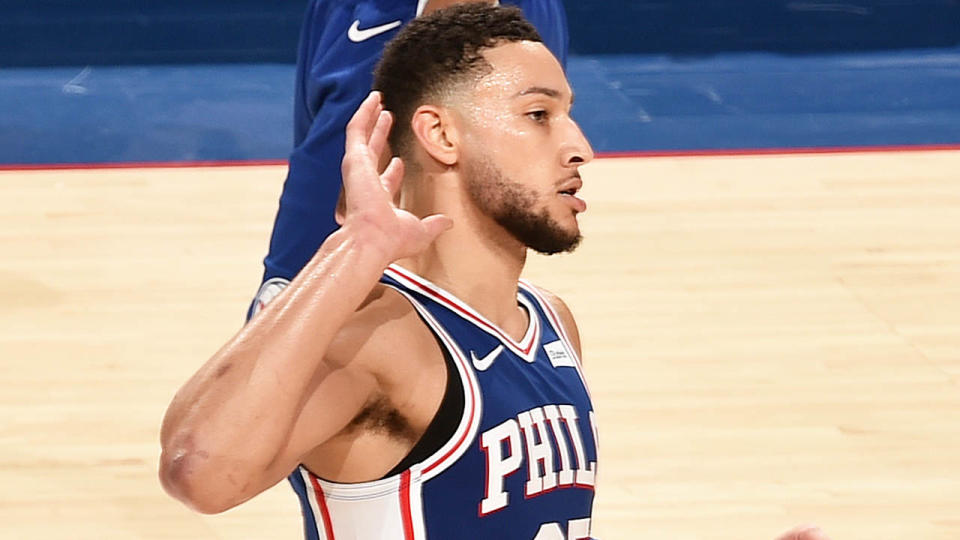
xmin=421 ymin=213 xmax=454 ymax=240
xmin=341 ymin=92 xmax=385 ymax=203
xmin=364 ymin=101 xmax=384 ymax=144
xmin=345 ymin=91 xmax=381 ymax=153
xmin=368 ymin=110 xmax=393 ymax=160
xmin=363 ymin=91 xmax=383 ymax=133
xmin=380 ymin=156 xmax=405 ymax=199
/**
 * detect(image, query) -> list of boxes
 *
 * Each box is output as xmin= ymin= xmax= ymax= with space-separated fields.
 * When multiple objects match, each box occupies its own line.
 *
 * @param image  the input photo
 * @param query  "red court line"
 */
xmin=0 ymin=158 xmax=288 ymax=172
xmin=596 ymin=143 xmax=960 ymax=159
xmin=2 ymin=143 xmax=960 ymax=171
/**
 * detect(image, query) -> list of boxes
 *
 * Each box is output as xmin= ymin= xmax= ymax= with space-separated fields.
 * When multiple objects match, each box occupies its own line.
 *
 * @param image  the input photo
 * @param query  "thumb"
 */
xmin=421 ymin=214 xmax=453 ymax=240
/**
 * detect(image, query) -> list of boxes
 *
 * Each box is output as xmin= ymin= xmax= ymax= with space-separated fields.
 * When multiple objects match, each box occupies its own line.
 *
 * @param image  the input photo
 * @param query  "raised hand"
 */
xmin=338 ymin=91 xmax=452 ymax=263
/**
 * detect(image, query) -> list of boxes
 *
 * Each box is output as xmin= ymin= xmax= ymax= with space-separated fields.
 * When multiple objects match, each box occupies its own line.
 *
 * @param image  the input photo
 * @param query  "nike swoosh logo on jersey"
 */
xmin=470 ymin=345 xmax=504 ymax=371
xmin=347 ymin=19 xmax=402 ymax=42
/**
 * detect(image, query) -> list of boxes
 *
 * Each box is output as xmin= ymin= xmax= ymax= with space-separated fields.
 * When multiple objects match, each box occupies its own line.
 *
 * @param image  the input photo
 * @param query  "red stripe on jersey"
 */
xmin=520 ymin=282 xmax=577 ymax=363
xmin=519 ymin=282 xmax=595 ymax=401
xmin=399 ymin=470 xmax=415 ymax=539
xmin=422 ymin=334 xmax=476 ymax=475
xmin=388 ymin=266 xmax=537 ymax=355
xmin=309 ymin=474 xmax=336 ymax=540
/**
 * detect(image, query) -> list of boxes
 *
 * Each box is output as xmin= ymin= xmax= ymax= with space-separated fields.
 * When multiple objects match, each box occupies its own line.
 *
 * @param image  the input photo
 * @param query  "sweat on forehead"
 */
xmin=372 ymin=3 xmax=543 ymax=154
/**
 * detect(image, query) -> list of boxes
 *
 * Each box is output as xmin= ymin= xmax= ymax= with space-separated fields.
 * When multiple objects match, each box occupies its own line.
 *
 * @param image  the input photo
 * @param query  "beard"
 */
xmin=464 ymin=155 xmax=581 ymax=255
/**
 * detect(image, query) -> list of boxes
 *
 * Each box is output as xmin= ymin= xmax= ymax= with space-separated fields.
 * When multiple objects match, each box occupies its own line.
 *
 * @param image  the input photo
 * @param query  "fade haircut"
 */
xmin=373 ymin=3 xmax=542 ymax=157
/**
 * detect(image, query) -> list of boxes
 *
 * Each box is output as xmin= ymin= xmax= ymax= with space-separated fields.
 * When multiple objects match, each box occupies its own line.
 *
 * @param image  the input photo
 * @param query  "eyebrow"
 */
xmin=515 ymin=86 xmax=575 ymax=105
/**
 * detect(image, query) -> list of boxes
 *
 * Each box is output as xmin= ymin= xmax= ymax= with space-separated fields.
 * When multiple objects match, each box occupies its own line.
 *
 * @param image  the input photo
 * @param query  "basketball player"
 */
xmin=163 ymin=5 xmax=597 ymax=538
xmin=250 ymin=0 xmax=569 ymax=317
xmin=161 ymin=6 xmax=831 ymax=539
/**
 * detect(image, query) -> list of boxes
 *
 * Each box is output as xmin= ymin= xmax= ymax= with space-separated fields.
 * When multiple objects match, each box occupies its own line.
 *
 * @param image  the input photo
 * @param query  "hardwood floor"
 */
xmin=2 ymin=151 xmax=958 ymax=539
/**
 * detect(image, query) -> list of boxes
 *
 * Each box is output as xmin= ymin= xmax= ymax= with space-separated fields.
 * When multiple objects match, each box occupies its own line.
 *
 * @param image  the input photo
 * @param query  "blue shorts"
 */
xmin=251 ymin=0 xmax=569 ymax=315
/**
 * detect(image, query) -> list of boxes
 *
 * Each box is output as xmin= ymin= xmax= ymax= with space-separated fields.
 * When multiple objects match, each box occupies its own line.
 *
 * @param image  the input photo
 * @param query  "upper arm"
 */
xmin=268 ymin=286 xmax=428 ymax=479
xmin=158 ymin=301 xmax=385 ymax=514
xmin=533 ymin=286 xmax=583 ymax=362
xmin=255 ymin=287 xmax=402 ymax=483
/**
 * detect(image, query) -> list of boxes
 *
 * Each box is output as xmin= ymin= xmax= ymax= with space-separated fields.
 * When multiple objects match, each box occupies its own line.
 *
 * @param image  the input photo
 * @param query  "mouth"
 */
xmin=557 ymin=177 xmax=586 ymax=213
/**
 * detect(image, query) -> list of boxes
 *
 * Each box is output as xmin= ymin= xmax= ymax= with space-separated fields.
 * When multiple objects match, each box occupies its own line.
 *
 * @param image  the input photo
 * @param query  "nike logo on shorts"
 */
xmin=348 ymin=19 xmax=402 ymax=42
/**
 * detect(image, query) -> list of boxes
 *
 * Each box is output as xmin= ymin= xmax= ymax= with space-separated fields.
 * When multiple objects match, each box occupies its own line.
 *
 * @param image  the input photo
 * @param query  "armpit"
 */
xmin=345 ymin=394 xmax=418 ymax=442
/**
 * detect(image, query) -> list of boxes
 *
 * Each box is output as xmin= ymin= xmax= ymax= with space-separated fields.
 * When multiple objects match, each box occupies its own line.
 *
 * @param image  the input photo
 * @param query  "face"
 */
xmin=454 ymin=41 xmax=594 ymax=254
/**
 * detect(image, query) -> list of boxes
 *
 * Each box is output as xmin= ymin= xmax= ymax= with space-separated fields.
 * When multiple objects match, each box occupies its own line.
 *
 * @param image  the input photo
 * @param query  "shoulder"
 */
xmin=523 ymin=282 xmax=583 ymax=361
xmin=326 ymin=282 xmax=434 ymax=371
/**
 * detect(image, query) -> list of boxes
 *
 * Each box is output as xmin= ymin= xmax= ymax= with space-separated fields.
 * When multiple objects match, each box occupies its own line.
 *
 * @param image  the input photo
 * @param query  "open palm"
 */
xmin=337 ymin=91 xmax=452 ymax=263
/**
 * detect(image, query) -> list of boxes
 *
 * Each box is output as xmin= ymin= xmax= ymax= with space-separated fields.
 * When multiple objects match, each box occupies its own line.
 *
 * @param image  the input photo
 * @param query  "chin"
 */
xmin=528 ymin=229 xmax=582 ymax=255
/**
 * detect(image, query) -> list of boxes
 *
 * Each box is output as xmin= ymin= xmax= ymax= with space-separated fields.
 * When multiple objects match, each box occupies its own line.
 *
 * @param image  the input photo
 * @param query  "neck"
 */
xmin=396 ymin=170 xmax=529 ymax=337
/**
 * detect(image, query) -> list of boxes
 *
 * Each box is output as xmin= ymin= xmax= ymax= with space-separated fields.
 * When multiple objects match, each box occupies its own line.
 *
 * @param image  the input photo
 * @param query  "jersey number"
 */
xmin=533 ymin=517 xmax=592 ymax=540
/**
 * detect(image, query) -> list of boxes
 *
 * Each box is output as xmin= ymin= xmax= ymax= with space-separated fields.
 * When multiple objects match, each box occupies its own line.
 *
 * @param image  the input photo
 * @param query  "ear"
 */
xmin=410 ymin=105 xmax=459 ymax=166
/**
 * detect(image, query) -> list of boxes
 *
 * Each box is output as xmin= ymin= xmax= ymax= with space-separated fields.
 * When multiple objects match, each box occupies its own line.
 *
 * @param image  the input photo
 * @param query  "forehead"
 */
xmin=472 ymin=41 xmax=571 ymax=101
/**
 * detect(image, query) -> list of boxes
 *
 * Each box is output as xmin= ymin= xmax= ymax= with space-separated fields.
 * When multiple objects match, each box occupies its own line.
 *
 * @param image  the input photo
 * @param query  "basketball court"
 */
xmin=2 ymin=149 xmax=958 ymax=538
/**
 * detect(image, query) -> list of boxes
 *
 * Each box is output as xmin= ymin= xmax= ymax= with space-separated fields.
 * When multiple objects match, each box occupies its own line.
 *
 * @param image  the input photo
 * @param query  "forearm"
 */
xmin=160 ymin=222 xmax=391 ymax=511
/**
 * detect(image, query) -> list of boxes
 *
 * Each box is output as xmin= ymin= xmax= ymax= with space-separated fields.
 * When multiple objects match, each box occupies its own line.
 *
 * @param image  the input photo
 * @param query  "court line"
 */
xmin=0 ymin=159 xmax=288 ymax=172
xmin=2 ymin=143 xmax=960 ymax=172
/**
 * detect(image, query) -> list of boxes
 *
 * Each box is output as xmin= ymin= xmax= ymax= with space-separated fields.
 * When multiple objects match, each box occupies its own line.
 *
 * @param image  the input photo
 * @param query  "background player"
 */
xmin=249 ymin=0 xmax=569 ymax=316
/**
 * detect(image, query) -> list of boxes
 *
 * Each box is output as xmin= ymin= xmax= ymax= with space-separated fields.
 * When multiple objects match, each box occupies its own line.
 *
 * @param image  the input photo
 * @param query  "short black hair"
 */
xmin=373 ymin=3 xmax=543 ymax=156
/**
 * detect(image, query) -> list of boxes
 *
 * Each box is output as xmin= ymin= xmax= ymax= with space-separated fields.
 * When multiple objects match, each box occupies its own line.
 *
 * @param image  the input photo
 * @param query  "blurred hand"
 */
xmin=775 ymin=525 xmax=831 ymax=540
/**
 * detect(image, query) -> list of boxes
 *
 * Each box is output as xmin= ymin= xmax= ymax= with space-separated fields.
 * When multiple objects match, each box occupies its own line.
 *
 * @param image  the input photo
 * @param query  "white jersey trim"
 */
xmin=517 ymin=280 xmax=594 ymax=402
xmin=383 ymin=283 xmax=485 ymax=481
xmin=385 ymin=264 xmax=542 ymax=363
xmin=415 ymin=0 xmax=429 ymax=16
xmin=299 ymin=466 xmax=427 ymax=539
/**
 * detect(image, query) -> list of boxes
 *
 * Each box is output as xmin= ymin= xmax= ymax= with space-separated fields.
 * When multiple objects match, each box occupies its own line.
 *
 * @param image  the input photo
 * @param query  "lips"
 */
xmin=557 ymin=176 xmax=586 ymax=213
xmin=557 ymin=176 xmax=583 ymax=196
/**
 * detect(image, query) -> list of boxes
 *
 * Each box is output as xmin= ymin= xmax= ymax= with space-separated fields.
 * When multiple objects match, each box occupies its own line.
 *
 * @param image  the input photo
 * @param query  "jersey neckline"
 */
xmin=384 ymin=264 xmax=541 ymax=362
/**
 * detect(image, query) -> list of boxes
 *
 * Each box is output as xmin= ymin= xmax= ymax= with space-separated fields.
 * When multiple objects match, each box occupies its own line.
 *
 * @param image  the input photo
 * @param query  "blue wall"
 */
xmin=2 ymin=1 xmax=960 ymax=66
xmin=565 ymin=1 xmax=960 ymax=55
xmin=0 ymin=0 xmax=303 ymax=66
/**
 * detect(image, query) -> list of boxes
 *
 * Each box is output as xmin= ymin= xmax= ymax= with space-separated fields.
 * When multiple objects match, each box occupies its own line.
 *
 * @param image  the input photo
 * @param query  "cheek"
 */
xmin=463 ymin=101 xmax=531 ymax=149
xmin=466 ymin=119 xmax=542 ymax=160
xmin=460 ymin=112 xmax=554 ymax=181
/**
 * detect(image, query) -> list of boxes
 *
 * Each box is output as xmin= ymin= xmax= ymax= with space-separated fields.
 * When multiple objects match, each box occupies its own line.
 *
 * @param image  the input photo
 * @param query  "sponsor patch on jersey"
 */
xmin=543 ymin=340 xmax=575 ymax=368
xmin=250 ymin=277 xmax=290 ymax=318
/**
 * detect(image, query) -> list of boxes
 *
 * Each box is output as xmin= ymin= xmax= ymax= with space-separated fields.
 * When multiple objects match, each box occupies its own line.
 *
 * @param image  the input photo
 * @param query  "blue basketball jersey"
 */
xmin=289 ymin=265 xmax=598 ymax=539
xmin=259 ymin=0 xmax=570 ymax=285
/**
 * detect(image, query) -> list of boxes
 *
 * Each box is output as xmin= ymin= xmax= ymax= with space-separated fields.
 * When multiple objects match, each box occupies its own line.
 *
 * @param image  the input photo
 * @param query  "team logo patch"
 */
xmin=250 ymin=277 xmax=290 ymax=318
xmin=543 ymin=340 xmax=576 ymax=368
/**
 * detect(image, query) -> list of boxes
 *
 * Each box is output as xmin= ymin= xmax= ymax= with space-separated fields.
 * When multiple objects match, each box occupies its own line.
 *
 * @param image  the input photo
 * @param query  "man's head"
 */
xmin=374 ymin=3 xmax=593 ymax=254
xmin=374 ymin=3 xmax=542 ymax=157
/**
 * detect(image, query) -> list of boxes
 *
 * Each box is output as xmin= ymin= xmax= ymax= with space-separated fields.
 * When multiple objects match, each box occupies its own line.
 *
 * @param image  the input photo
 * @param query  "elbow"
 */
xmin=159 ymin=447 xmax=239 ymax=515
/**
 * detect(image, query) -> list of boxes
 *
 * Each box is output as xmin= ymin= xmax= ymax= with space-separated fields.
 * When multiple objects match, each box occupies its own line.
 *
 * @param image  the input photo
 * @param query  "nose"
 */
xmin=560 ymin=116 xmax=594 ymax=168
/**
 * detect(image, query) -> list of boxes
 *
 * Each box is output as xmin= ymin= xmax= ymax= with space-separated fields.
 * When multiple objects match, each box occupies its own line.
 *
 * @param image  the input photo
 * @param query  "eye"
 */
xmin=526 ymin=110 xmax=549 ymax=124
